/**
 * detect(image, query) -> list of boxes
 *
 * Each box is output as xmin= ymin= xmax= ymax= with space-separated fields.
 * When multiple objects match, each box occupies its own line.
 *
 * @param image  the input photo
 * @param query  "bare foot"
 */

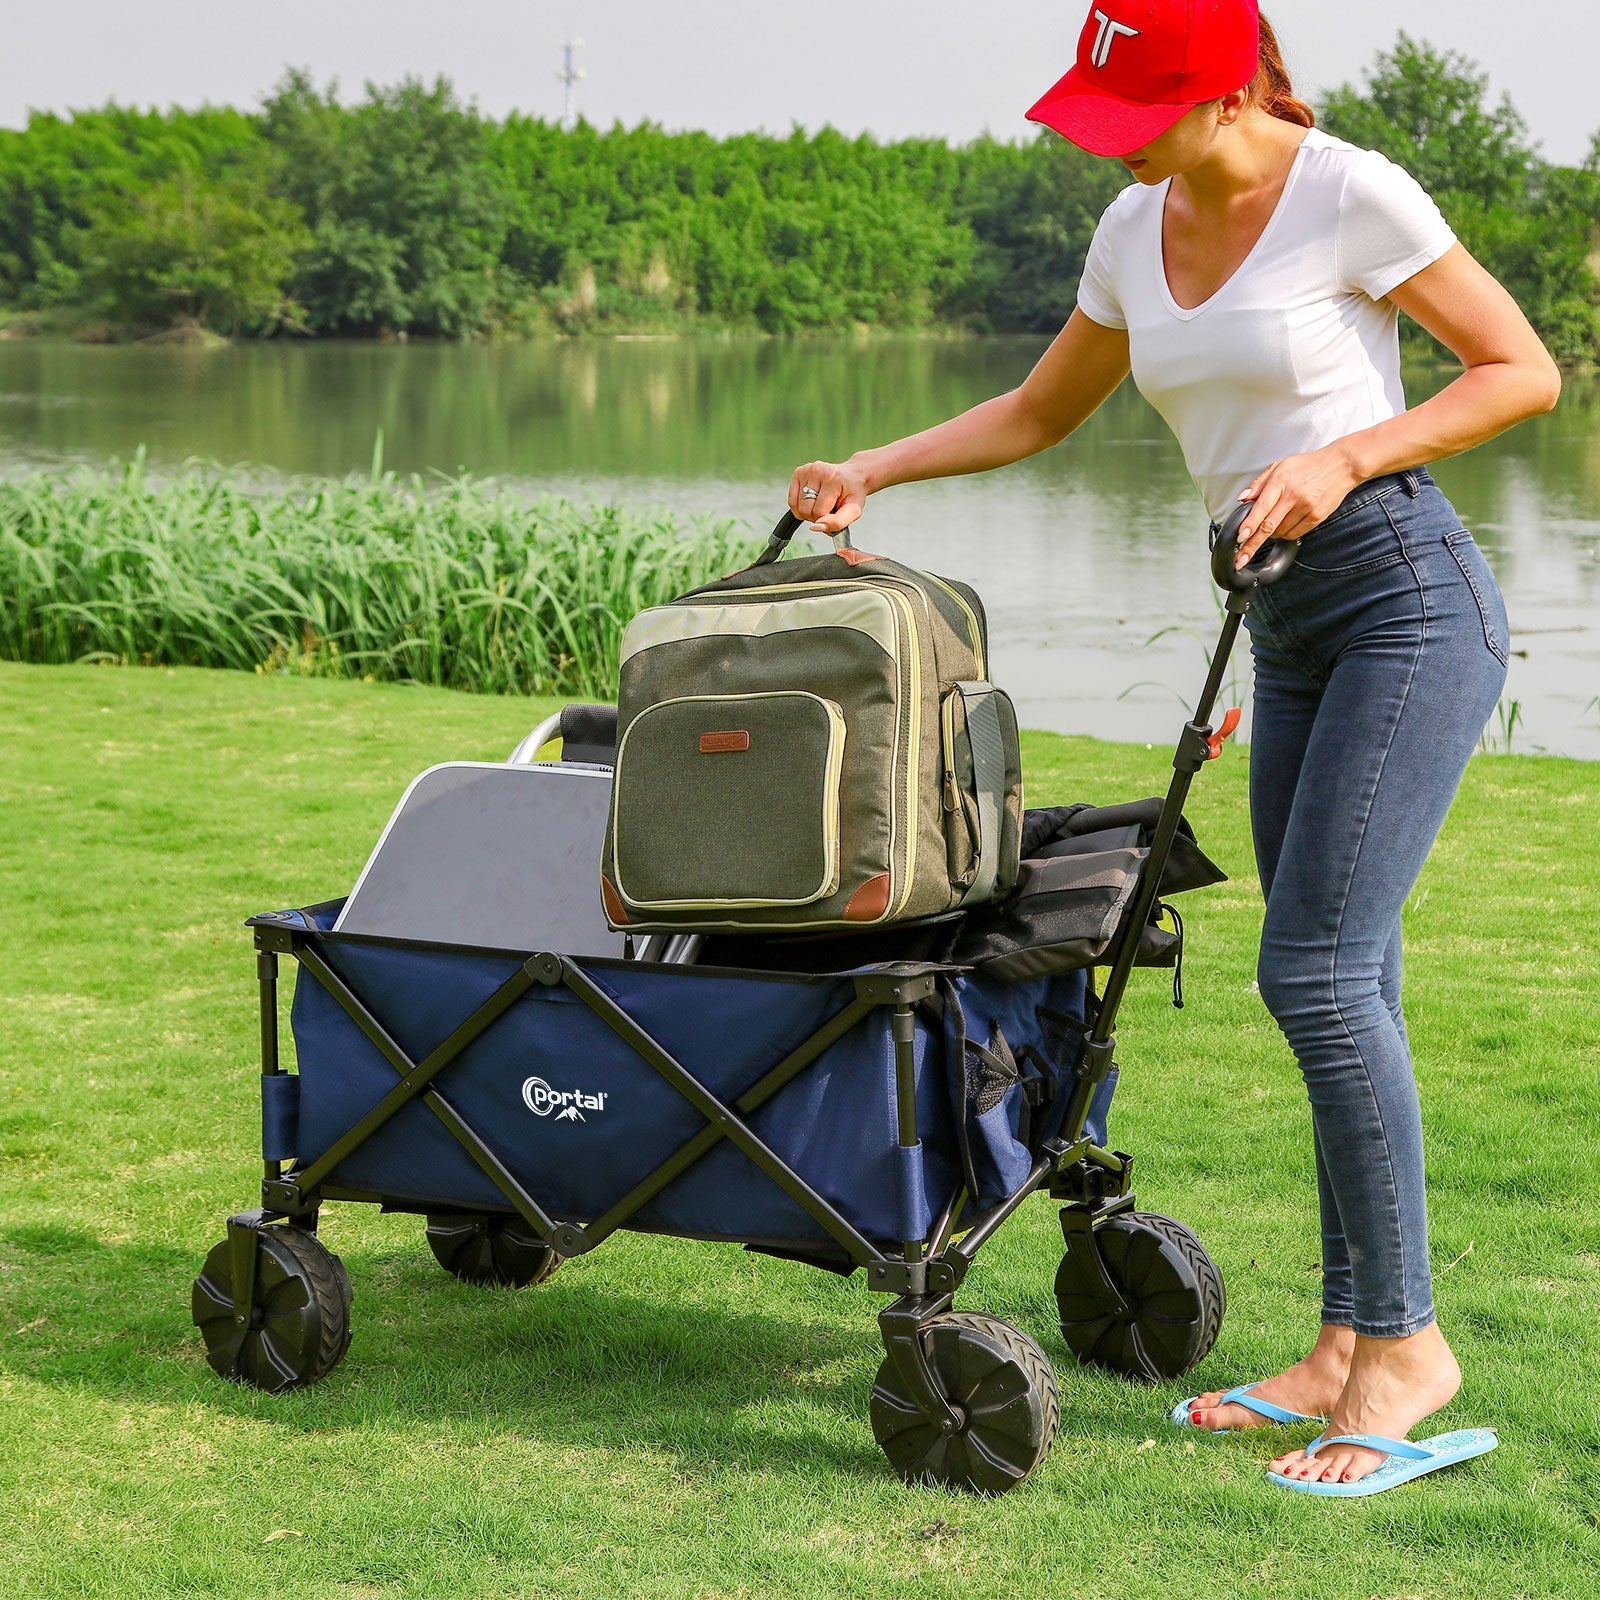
xmin=1270 ymin=1322 xmax=1462 ymax=1484
xmin=1185 ymin=1323 xmax=1353 ymax=1431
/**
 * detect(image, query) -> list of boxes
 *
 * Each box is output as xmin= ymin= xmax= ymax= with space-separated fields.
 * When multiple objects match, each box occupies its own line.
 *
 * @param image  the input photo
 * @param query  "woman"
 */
xmin=789 ymin=0 xmax=1559 ymax=1494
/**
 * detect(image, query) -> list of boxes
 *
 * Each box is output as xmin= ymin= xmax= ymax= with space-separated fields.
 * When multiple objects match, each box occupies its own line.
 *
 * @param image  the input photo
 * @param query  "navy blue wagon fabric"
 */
xmin=288 ymin=905 xmax=1097 ymax=1247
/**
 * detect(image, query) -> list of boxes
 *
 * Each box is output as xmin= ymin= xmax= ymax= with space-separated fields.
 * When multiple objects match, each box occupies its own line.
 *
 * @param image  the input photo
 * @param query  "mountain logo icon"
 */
xmin=554 ymin=1104 xmax=585 ymax=1122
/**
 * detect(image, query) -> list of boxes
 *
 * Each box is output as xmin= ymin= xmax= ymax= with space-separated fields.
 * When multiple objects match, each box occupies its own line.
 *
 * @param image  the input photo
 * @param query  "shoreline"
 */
xmin=6 ymin=316 xmax=1593 ymax=372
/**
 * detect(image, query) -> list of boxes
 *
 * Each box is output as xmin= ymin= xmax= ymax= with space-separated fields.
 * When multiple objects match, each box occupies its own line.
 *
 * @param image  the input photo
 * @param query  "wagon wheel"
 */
xmin=425 ymin=1213 xmax=562 ymax=1288
xmin=1055 ymin=1211 xmax=1224 ymax=1382
xmin=191 ymin=1224 xmax=353 ymax=1392
xmin=870 ymin=1311 xmax=1060 ymax=1494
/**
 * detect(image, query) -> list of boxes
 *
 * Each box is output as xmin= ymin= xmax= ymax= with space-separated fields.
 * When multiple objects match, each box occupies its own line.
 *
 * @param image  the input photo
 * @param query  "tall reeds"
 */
xmin=0 ymin=458 xmax=760 ymax=699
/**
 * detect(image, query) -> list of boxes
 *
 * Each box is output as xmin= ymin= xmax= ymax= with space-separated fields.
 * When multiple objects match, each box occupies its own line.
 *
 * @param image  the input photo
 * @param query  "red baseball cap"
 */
xmin=1026 ymin=0 xmax=1261 ymax=159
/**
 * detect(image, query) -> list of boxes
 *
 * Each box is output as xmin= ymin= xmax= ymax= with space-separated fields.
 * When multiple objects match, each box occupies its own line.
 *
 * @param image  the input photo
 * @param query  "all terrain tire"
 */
xmin=1055 ymin=1210 xmax=1224 ymax=1381
xmin=869 ymin=1310 xmax=1061 ymax=1493
xmin=191 ymin=1223 xmax=353 ymax=1391
xmin=425 ymin=1213 xmax=562 ymax=1288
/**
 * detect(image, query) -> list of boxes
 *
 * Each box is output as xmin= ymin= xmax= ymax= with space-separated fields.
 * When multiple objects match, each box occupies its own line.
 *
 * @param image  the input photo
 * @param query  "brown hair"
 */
xmin=1250 ymin=15 xmax=1315 ymax=129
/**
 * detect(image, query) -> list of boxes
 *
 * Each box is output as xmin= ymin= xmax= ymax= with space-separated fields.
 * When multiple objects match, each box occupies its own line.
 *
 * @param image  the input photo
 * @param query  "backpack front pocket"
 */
xmin=612 ymin=692 xmax=847 ymax=910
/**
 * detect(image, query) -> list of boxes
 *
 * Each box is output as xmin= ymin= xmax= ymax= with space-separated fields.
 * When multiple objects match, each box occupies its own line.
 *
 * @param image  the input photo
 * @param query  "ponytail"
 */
xmin=1250 ymin=14 xmax=1315 ymax=129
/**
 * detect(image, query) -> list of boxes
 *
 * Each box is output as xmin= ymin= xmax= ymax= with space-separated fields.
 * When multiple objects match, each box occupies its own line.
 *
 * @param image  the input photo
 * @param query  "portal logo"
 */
xmin=521 ymin=1075 xmax=609 ymax=1123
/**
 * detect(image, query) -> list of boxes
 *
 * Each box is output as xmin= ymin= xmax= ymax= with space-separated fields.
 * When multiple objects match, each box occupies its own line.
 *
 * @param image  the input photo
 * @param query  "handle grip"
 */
xmin=1210 ymin=500 xmax=1299 ymax=592
xmin=754 ymin=508 xmax=858 ymax=567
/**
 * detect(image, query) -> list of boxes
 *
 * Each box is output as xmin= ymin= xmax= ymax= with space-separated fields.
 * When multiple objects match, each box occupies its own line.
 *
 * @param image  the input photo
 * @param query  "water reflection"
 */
xmin=0 ymin=337 xmax=1594 ymax=755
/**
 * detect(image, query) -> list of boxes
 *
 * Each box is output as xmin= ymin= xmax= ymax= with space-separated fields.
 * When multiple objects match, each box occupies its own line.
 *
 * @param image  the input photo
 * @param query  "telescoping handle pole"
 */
xmin=753 ymin=508 xmax=860 ymax=567
xmin=1084 ymin=505 xmax=1298 ymax=1048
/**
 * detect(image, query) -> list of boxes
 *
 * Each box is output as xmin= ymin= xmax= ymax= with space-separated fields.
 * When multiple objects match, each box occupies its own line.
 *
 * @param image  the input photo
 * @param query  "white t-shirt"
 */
xmin=1076 ymin=128 xmax=1457 ymax=519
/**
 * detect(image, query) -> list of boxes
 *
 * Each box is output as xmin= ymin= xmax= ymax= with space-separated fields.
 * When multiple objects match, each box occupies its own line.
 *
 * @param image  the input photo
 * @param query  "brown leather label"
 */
xmin=834 ymin=546 xmax=884 ymax=567
xmin=843 ymin=872 xmax=893 ymax=922
xmin=699 ymin=730 xmax=751 ymax=754
xmin=600 ymin=873 xmax=631 ymax=926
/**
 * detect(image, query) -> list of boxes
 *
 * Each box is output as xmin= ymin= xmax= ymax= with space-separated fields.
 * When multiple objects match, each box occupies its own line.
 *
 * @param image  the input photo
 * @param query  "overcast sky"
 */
xmin=7 ymin=1 xmax=1598 ymax=165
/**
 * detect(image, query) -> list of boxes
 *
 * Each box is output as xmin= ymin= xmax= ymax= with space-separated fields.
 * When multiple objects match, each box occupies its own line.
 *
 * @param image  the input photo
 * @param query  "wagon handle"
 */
xmin=1210 ymin=500 xmax=1299 ymax=592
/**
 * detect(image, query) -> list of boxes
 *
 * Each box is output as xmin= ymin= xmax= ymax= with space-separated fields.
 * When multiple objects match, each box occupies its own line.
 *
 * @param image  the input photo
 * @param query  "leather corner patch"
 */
xmin=843 ymin=872 xmax=892 ymax=922
xmin=699 ymin=730 xmax=751 ymax=754
xmin=834 ymin=546 xmax=884 ymax=567
xmin=600 ymin=873 xmax=631 ymax=926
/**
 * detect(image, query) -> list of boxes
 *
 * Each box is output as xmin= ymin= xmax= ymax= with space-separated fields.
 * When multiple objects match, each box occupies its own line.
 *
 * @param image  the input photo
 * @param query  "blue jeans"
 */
xmin=1238 ymin=469 xmax=1507 ymax=1338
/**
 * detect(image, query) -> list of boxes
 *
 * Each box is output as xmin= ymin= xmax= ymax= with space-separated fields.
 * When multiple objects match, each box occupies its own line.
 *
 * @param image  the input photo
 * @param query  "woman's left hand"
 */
xmin=1234 ymin=444 xmax=1362 ymax=566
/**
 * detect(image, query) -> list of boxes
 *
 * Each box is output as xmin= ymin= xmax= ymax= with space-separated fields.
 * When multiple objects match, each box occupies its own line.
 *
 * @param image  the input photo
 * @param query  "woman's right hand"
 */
xmin=788 ymin=459 xmax=868 ymax=534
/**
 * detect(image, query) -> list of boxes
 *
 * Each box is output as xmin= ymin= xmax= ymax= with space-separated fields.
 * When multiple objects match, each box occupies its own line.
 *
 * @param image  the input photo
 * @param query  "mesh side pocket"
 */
xmin=1036 ymin=1002 xmax=1088 ymax=1074
xmin=970 ymin=1022 xmax=1020 ymax=1115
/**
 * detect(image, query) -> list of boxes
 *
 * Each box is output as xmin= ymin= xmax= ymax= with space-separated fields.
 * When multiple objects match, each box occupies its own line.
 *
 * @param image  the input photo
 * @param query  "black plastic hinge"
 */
xmin=852 ymin=968 xmax=940 ymax=1006
xmin=261 ymin=1176 xmax=319 ymax=1216
xmin=1049 ymin=1150 xmax=1136 ymax=1206
xmin=1174 ymin=722 xmax=1212 ymax=774
xmin=548 ymin=1221 xmax=595 ymax=1256
xmin=1076 ymin=1037 xmax=1116 ymax=1084
xmin=866 ymin=1257 xmax=964 ymax=1296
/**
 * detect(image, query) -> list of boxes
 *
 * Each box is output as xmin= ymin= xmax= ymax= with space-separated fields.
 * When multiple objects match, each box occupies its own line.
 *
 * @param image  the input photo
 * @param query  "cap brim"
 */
xmin=1025 ymin=67 xmax=1195 ymax=159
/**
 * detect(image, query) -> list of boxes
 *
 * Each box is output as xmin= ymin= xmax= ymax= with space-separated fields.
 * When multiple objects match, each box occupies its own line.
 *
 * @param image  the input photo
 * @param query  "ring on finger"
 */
xmin=800 ymin=486 xmax=818 ymax=499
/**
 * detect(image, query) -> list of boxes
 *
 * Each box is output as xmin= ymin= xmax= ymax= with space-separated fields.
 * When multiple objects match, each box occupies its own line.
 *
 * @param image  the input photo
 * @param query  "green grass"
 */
xmin=0 ymin=460 xmax=760 ymax=700
xmin=1 ymin=660 xmax=1596 ymax=1600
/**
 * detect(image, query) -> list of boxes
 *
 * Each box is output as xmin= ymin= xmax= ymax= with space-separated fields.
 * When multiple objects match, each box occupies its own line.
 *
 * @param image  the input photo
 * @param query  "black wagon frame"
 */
xmin=196 ymin=512 xmax=1292 ymax=1492
xmin=244 ymin=911 xmax=1145 ymax=1407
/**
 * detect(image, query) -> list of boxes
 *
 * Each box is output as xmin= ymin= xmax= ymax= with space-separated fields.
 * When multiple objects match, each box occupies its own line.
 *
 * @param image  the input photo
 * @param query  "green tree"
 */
xmin=262 ymin=72 xmax=510 ymax=337
xmin=1320 ymin=33 xmax=1534 ymax=206
xmin=1445 ymin=190 xmax=1598 ymax=363
xmin=1321 ymin=35 xmax=1599 ymax=361
xmin=489 ymin=118 xmax=974 ymax=334
xmin=944 ymin=134 xmax=1127 ymax=332
xmin=75 ymin=166 xmax=307 ymax=333
xmin=0 ymin=105 xmax=264 ymax=310
xmin=0 ymin=53 xmax=1593 ymax=353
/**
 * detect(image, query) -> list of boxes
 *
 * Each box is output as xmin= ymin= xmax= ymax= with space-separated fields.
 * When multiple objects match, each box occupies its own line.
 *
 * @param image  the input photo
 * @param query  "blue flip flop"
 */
xmin=1267 ymin=1428 xmax=1499 ymax=1496
xmin=1170 ymin=1382 xmax=1322 ymax=1433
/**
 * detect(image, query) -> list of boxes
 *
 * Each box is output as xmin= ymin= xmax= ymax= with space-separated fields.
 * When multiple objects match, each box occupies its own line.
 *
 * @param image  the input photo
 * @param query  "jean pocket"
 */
xmin=1294 ymin=492 xmax=1406 ymax=574
xmin=1443 ymin=529 xmax=1510 ymax=668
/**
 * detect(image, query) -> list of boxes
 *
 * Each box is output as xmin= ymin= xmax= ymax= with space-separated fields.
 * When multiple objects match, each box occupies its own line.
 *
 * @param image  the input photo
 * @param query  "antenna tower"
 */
xmin=557 ymin=39 xmax=585 ymax=130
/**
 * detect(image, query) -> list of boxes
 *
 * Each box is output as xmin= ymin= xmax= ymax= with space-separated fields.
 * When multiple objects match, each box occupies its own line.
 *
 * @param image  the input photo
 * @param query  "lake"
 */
xmin=1 ymin=336 xmax=1596 ymax=757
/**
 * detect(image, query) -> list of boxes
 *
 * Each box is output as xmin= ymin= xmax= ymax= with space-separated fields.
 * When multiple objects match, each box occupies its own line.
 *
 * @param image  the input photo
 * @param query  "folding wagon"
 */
xmin=191 ymin=516 xmax=1292 ymax=1493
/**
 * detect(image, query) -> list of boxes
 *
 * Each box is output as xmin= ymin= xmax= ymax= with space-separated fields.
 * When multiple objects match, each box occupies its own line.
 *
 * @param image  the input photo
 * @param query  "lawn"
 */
xmin=1 ymin=659 xmax=1596 ymax=1600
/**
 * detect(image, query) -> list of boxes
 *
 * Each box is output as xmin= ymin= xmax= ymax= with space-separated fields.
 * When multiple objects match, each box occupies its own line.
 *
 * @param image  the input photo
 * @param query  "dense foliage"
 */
xmin=0 ymin=461 xmax=759 ymax=697
xmin=262 ymin=73 xmax=511 ymax=337
xmin=1320 ymin=34 xmax=1600 ymax=361
xmin=0 ymin=35 xmax=1594 ymax=354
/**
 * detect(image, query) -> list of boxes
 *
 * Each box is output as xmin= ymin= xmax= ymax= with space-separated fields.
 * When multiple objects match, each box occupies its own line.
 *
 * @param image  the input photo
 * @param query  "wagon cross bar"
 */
xmin=554 ymin=955 xmax=893 ymax=1265
xmin=287 ymin=943 xmax=566 ymax=1243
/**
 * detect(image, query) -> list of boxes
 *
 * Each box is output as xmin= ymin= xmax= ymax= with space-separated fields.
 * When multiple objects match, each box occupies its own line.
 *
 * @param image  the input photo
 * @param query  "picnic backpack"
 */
xmin=599 ymin=513 xmax=1023 ymax=935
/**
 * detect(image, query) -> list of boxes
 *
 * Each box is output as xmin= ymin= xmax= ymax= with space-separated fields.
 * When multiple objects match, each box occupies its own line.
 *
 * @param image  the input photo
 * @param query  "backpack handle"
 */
xmin=754 ymin=509 xmax=858 ymax=567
